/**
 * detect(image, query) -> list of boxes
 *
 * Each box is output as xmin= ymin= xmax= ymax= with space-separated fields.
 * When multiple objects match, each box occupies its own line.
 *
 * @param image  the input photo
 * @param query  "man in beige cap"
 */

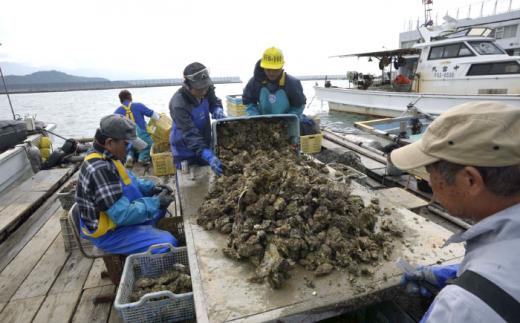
xmin=390 ymin=101 xmax=520 ymax=322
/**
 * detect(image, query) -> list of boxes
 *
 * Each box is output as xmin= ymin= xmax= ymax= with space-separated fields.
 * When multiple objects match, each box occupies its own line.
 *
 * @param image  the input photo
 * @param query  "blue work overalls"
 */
xmin=169 ymin=99 xmax=211 ymax=168
xmin=79 ymin=153 xmax=178 ymax=255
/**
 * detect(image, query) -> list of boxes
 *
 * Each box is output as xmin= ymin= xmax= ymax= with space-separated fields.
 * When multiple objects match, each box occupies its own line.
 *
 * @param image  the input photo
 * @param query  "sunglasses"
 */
xmin=125 ymin=141 xmax=133 ymax=151
xmin=185 ymin=67 xmax=210 ymax=82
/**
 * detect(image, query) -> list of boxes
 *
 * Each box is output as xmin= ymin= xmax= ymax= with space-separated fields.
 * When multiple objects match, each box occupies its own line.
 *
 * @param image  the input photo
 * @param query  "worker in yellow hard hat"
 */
xmin=243 ymin=47 xmax=317 ymax=135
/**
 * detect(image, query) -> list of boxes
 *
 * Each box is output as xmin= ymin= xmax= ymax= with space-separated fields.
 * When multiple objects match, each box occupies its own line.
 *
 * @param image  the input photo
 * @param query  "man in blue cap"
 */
xmin=74 ymin=114 xmax=178 ymax=255
xmin=168 ymin=62 xmax=226 ymax=177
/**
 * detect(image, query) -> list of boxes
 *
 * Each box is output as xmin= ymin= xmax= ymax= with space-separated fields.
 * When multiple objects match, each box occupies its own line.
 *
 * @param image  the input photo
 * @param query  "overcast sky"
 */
xmin=0 ymin=0 xmax=505 ymax=81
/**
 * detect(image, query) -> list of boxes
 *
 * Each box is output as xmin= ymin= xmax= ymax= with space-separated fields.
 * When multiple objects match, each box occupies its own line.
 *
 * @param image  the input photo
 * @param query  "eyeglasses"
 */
xmin=185 ymin=68 xmax=210 ymax=82
xmin=125 ymin=141 xmax=133 ymax=151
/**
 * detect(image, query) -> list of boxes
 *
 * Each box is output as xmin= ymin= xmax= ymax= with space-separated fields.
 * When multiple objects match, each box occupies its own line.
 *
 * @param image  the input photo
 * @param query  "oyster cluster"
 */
xmin=131 ymin=264 xmax=192 ymax=302
xmin=197 ymin=119 xmax=399 ymax=289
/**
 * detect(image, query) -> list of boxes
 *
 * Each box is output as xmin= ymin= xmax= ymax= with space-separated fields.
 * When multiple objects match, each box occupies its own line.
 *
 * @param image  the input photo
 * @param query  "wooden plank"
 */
xmin=0 ymin=191 xmax=46 ymax=232
xmin=83 ymin=258 xmax=113 ymax=289
xmin=108 ymin=305 xmax=124 ymax=323
xmin=0 ymin=198 xmax=61 ymax=272
xmin=49 ymin=251 xmax=94 ymax=295
xmin=0 ymin=296 xmax=45 ymax=323
xmin=0 ymin=208 xmax=62 ymax=303
xmin=377 ymin=187 xmax=428 ymax=210
xmin=72 ymin=285 xmax=115 ymax=323
xmin=0 ymin=167 xmax=72 ymax=236
xmin=0 ymin=168 xmax=70 ymax=210
xmin=32 ymin=290 xmax=82 ymax=323
xmin=11 ymin=234 xmax=70 ymax=301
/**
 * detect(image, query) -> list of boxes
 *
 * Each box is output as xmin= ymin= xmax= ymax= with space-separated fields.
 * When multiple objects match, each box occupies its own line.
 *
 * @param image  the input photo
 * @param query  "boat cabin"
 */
xmin=413 ymin=26 xmax=520 ymax=95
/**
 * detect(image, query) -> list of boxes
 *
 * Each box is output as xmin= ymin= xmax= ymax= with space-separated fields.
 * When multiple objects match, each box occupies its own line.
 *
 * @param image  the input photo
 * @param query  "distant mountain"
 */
xmin=3 ymin=70 xmax=110 ymax=85
xmin=0 ymin=62 xmax=163 ymax=81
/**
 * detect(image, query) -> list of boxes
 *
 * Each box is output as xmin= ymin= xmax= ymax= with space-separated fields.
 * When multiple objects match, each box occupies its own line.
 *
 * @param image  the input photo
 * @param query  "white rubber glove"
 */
xmin=151 ymin=111 xmax=160 ymax=121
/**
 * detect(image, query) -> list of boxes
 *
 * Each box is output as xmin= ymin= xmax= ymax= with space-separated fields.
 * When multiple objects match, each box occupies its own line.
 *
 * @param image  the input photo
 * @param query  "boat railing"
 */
xmin=403 ymin=0 xmax=520 ymax=32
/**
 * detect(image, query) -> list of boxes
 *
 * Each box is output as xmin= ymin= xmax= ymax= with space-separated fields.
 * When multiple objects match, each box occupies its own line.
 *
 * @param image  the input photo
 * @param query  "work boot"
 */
xmin=125 ymin=156 xmax=134 ymax=168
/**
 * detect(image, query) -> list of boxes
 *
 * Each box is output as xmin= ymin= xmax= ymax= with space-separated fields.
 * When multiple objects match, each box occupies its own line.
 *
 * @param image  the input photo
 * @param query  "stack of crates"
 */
xmin=225 ymin=95 xmax=247 ymax=117
xmin=148 ymin=113 xmax=176 ymax=176
xmin=300 ymin=115 xmax=323 ymax=154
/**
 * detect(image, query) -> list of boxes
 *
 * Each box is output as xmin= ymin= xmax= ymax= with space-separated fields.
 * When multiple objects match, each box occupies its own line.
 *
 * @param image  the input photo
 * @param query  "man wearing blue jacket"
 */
xmin=242 ymin=47 xmax=317 ymax=135
xmin=114 ymin=90 xmax=160 ymax=166
xmin=74 ymin=114 xmax=177 ymax=255
xmin=169 ymin=62 xmax=225 ymax=177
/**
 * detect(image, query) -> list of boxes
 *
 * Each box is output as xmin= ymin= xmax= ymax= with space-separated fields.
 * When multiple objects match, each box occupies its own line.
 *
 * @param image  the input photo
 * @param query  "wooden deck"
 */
xmin=0 ymin=162 xmax=175 ymax=323
xmin=0 ymin=134 xmax=467 ymax=322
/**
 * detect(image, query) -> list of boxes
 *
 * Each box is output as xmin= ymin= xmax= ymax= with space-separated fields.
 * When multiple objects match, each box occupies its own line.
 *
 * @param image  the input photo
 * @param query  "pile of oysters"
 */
xmin=131 ymin=264 xmax=192 ymax=302
xmin=197 ymin=119 xmax=401 ymax=289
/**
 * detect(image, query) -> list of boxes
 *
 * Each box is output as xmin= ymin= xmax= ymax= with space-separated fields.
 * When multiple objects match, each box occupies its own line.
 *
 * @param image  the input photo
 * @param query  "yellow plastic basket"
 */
xmin=300 ymin=133 xmax=323 ymax=154
xmin=151 ymin=142 xmax=176 ymax=176
xmin=148 ymin=113 xmax=172 ymax=143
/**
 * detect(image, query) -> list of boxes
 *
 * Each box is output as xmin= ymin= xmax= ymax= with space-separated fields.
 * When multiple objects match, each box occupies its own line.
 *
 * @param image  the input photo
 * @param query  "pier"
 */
xmin=0 ymin=75 xmax=347 ymax=95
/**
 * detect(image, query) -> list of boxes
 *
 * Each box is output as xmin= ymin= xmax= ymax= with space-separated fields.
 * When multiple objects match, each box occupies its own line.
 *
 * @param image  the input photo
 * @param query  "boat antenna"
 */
xmin=422 ymin=0 xmax=434 ymax=26
xmin=0 ymin=43 xmax=16 ymax=120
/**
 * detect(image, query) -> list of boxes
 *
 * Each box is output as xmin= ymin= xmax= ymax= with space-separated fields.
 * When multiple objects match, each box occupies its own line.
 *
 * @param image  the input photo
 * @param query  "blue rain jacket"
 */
xmin=114 ymin=100 xmax=155 ymax=131
xmin=169 ymin=84 xmax=223 ymax=168
xmin=243 ymin=60 xmax=306 ymax=116
xmin=80 ymin=159 xmax=177 ymax=255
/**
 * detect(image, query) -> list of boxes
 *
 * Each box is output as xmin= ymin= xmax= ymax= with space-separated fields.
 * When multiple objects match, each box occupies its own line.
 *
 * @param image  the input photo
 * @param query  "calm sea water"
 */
xmin=0 ymin=80 xmax=374 ymax=146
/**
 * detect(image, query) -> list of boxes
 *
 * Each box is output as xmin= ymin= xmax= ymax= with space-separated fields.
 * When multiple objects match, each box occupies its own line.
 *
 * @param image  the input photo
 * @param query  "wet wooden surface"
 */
xmin=0 ymin=167 xmax=74 ymax=239
xmin=177 ymin=166 xmax=466 ymax=322
xmin=0 ymin=161 xmax=176 ymax=322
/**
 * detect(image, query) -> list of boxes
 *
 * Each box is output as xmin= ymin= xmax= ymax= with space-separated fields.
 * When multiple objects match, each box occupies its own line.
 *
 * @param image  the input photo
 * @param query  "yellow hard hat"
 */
xmin=260 ymin=47 xmax=285 ymax=69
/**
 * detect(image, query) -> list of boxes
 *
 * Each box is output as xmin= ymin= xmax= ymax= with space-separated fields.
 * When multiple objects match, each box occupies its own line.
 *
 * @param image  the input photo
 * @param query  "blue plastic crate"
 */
xmin=225 ymin=94 xmax=243 ymax=105
xmin=212 ymin=114 xmax=300 ymax=154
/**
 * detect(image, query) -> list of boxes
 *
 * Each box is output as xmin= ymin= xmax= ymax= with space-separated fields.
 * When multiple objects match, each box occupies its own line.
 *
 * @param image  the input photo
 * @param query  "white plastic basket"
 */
xmin=114 ymin=244 xmax=194 ymax=322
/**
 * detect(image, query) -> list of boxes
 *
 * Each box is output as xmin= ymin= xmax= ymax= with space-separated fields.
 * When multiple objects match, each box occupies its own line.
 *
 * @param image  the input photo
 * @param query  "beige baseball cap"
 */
xmin=390 ymin=101 xmax=520 ymax=170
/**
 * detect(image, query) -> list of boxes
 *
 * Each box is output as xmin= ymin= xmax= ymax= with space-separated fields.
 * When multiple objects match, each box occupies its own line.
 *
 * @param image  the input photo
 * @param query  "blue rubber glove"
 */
xmin=201 ymin=149 xmax=224 ymax=177
xmin=300 ymin=114 xmax=316 ymax=125
xmin=212 ymin=108 xmax=226 ymax=120
xmin=401 ymin=264 xmax=460 ymax=297
xmin=245 ymin=103 xmax=260 ymax=116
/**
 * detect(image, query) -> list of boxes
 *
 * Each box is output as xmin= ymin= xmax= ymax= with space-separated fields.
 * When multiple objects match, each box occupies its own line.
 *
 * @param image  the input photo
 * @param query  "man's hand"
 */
xmin=157 ymin=190 xmax=175 ymax=210
xmin=152 ymin=184 xmax=173 ymax=196
xmin=201 ymin=149 xmax=224 ymax=177
xmin=212 ymin=108 xmax=226 ymax=120
xmin=400 ymin=264 xmax=459 ymax=297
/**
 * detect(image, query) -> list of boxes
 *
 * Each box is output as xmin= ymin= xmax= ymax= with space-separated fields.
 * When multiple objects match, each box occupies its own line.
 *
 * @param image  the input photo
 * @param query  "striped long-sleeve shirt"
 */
xmin=74 ymin=143 xmax=123 ymax=231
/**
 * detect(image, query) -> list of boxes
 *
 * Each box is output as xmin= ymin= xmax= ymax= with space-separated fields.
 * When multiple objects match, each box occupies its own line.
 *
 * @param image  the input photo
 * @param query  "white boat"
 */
xmin=316 ymin=14 xmax=520 ymax=116
xmin=0 ymin=124 xmax=56 ymax=193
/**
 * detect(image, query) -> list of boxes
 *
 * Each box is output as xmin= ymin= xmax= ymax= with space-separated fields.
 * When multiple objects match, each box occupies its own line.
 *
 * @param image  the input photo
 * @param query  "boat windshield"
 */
xmin=445 ymin=27 xmax=494 ymax=39
xmin=468 ymin=41 xmax=505 ymax=55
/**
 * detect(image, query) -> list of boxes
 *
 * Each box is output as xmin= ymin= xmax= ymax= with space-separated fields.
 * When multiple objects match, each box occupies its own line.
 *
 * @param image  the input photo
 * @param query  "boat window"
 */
xmin=468 ymin=28 xmax=487 ymax=36
xmin=429 ymin=47 xmax=444 ymax=59
xmin=459 ymin=44 xmax=473 ymax=57
xmin=467 ymin=61 xmax=520 ymax=76
xmin=469 ymin=41 xmax=504 ymax=55
xmin=443 ymin=44 xmax=460 ymax=58
xmin=446 ymin=30 xmax=469 ymax=38
xmin=428 ymin=43 xmax=475 ymax=60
